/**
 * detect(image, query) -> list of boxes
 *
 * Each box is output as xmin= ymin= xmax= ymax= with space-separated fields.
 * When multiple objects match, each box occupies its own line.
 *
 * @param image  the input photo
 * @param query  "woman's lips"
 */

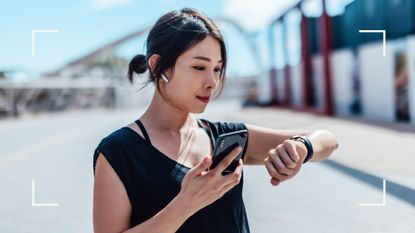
xmin=196 ymin=96 xmax=210 ymax=103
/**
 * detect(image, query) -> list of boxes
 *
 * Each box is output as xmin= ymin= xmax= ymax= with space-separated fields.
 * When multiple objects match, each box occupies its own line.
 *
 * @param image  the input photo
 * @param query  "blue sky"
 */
xmin=0 ymin=0 xmax=351 ymax=78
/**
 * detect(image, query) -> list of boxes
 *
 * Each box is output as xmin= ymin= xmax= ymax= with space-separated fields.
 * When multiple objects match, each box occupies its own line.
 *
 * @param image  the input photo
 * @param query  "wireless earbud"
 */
xmin=161 ymin=73 xmax=170 ymax=83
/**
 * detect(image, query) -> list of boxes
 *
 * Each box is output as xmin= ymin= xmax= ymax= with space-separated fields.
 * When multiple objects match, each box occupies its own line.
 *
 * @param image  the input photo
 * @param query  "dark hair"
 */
xmin=127 ymin=8 xmax=227 ymax=98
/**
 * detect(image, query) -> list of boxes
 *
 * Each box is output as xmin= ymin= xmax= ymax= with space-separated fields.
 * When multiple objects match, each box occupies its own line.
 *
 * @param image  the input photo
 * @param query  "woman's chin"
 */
xmin=191 ymin=105 xmax=208 ymax=114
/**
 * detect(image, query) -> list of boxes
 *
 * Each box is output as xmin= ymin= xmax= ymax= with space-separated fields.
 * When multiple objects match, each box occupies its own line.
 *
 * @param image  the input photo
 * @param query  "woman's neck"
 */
xmin=140 ymin=92 xmax=194 ymax=132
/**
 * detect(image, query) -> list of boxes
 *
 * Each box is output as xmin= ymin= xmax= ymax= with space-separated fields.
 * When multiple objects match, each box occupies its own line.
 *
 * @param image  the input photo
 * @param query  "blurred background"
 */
xmin=0 ymin=0 xmax=414 ymax=232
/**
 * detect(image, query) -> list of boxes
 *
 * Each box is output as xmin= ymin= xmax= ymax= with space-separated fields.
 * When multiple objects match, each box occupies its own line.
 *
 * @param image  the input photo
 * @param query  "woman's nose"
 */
xmin=205 ymin=71 xmax=218 ymax=89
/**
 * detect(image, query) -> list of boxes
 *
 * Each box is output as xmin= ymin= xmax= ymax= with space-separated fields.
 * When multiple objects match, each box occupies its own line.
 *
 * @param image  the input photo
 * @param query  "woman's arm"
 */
xmin=243 ymin=124 xmax=339 ymax=186
xmin=244 ymin=124 xmax=339 ymax=165
xmin=122 ymin=195 xmax=194 ymax=233
xmin=93 ymin=154 xmax=194 ymax=233
xmin=305 ymin=129 xmax=340 ymax=162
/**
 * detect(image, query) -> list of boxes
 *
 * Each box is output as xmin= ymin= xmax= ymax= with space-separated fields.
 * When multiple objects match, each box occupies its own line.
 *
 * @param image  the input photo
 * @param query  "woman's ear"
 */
xmin=148 ymin=54 xmax=161 ymax=75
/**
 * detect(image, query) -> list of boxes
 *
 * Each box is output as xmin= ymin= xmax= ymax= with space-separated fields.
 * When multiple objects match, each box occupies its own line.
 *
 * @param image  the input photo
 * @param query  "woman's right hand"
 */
xmin=177 ymin=146 xmax=244 ymax=214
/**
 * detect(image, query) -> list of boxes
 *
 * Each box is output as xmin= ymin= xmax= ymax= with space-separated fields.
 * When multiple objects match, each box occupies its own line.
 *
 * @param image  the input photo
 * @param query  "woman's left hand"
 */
xmin=264 ymin=139 xmax=308 ymax=186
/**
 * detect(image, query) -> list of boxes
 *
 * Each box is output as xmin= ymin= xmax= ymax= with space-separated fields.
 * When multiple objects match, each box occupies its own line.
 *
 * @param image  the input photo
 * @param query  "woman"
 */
xmin=93 ymin=8 xmax=339 ymax=233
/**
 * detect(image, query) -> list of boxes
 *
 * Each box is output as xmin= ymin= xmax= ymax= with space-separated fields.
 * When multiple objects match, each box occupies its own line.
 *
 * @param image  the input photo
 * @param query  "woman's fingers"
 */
xmin=271 ymin=178 xmax=280 ymax=186
xmin=277 ymin=145 xmax=297 ymax=169
xmin=209 ymin=159 xmax=244 ymax=198
xmin=261 ymin=142 xmax=307 ymax=188
xmin=269 ymin=148 xmax=293 ymax=175
xmin=187 ymin=156 xmax=212 ymax=178
xmin=222 ymin=159 xmax=243 ymax=186
xmin=264 ymin=157 xmax=290 ymax=182
xmin=283 ymin=140 xmax=300 ymax=163
xmin=179 ymin=153 xmax=244 ymax=210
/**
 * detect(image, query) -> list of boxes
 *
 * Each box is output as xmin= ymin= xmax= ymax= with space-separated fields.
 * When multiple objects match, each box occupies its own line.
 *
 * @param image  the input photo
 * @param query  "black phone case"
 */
xmin=210 ymin=129 xmax=248 ymax=175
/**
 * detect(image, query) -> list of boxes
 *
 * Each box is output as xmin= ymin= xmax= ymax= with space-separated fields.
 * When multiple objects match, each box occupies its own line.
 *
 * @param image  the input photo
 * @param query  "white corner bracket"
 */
xmin=358 ymin=30 xmax=386 ymax=57
xmin=31 ymin=178 xmax=60 ymax=207
xmin=31 ymin=29 xmax=59 ymax=57
xmin=358 ymin=179 xmax=386 ymax=207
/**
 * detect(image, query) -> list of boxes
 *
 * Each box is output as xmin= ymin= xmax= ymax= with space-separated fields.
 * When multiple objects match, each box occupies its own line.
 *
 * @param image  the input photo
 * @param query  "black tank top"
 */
xmin=93 ymin=118 xmax=250 ymax=233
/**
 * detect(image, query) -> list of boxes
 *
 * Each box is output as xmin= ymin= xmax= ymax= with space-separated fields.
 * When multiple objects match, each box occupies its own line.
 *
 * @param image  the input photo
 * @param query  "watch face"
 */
xmin=291 ymin=135 xmax=305 ymax=142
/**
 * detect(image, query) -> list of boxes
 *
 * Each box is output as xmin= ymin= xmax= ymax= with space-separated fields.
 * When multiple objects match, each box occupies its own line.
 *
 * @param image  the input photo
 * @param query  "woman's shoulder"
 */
xmin=93 ymin=127 xmax=135 ymax=171
xmin=96 ymin=127 xmax=131 ymax=149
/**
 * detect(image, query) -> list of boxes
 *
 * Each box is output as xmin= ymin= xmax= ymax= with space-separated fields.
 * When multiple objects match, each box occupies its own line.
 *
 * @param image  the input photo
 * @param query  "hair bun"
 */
xmin=128 ymin=54 xmax=147 ymax=83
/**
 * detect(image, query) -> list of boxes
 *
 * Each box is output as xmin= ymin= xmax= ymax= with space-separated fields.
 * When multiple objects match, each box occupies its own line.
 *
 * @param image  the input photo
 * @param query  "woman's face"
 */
xmin=162 ymin=36 xmax=223 ymax=114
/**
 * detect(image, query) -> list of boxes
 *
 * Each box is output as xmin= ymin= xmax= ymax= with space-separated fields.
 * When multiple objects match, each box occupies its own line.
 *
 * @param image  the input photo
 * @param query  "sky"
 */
xmin=0 ymin=0 xmax=352 ymax=78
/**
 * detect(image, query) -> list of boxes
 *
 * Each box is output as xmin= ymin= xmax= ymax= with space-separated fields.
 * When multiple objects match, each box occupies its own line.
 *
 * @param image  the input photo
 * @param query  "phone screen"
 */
xmin=210 ymin=129 xmax=248 ymax=175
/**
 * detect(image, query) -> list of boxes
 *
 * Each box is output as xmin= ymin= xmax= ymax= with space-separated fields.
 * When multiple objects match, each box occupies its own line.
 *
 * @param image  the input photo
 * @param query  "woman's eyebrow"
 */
xmin=193 ymin=56 xmax=222 ymax=63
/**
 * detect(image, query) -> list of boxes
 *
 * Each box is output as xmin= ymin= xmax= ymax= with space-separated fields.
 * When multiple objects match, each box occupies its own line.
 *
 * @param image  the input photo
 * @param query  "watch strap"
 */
xmin=290 ymin=135 xmax=314 ymax=163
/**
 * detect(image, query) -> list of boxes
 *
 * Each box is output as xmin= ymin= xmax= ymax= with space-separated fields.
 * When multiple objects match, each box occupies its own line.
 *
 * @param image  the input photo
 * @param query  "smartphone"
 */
xmin=210 ymin=129 xmax=248 ymax=175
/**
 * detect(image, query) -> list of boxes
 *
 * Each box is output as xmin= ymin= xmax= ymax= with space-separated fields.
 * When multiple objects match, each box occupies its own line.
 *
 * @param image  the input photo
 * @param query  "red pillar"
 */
xmin=267 ymin=23 xmax=278 ymax=105
xmin=321 ymin=0 xmax=334 ymax=116
xmin=300 ymin=13 xmax=313 ymax=107
xmin=281 ymin=18 xmax=292 ymax=106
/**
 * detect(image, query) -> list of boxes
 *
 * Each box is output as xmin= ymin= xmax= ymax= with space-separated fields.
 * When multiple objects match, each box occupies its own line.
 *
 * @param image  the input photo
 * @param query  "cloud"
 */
xmin=91 ymin=0 xmax=131 ymax=11
xmin=223 ymin=0 xmax=299 ymax=31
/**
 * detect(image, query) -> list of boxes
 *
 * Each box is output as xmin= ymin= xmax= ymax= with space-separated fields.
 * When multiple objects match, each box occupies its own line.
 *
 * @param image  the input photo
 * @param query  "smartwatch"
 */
xmin=290 ymin=135 xmax=314 ymax=163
